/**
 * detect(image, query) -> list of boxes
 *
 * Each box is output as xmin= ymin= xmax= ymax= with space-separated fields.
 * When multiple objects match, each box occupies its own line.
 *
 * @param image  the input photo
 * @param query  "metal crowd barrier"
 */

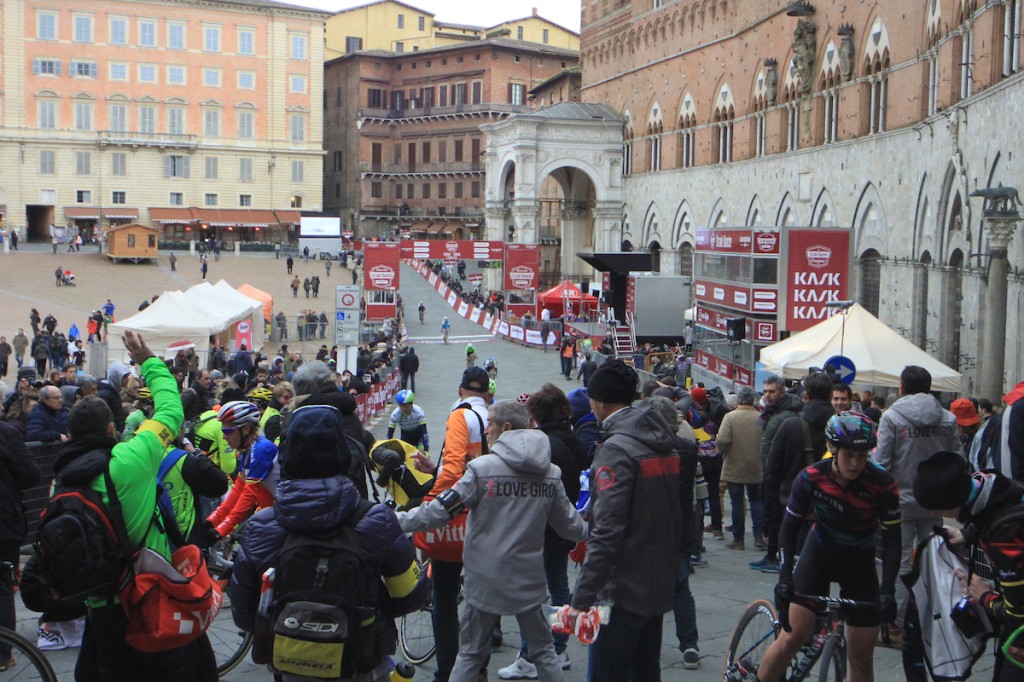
xmin=21 ymin=441 xmax=62 ymax=551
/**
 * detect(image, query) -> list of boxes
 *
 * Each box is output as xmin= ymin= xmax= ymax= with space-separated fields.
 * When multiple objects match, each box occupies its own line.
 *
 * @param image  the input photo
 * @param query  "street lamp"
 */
xmin=825 ymin=299 xmax=854 ymax=357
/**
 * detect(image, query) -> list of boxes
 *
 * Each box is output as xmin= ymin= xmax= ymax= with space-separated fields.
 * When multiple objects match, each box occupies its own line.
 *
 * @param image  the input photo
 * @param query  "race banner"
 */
xmin=504 ymin=244 xmax=540 ymax=290
xmin=234 ymin=319 xmax=252 ymax=350
xmin=363 ymin=242 xmax=401 ymax=320
xmin=783 ymin=229 xmax=851 ymax=332
xmin=400 ymin=240 xmax=504 ymax=260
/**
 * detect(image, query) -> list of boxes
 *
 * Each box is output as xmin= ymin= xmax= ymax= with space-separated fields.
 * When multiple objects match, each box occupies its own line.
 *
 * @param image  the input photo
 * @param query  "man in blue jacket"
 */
xmin=26 ymin=385 xmax=68 ymax=442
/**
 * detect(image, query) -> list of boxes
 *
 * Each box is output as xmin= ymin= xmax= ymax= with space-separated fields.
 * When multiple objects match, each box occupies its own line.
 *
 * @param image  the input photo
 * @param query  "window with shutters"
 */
xmin=509 ymin=83 xmax=525 ymax=105
xmin=371 ymin=182 xmax=382 ymax=198
xmin=422 ymin=183 xmax=431 ymax=198
xmin=396 ymin=184 xmax=403 ymax=199
xmin=439 ymin=85 xmax=448 ymax=107
xmin=40 ymin=151 xmax=55 ymax=175
xmin=290 ymin=114 xmax=305 ymax=142
xmin=422 ymin=141 xmax=431 ymax=163
xmin=33 ymin=59 xmax=61 ymax=75
xmin=454 ymin=182 xmax=463 ymax=198
xmin=109 ymin=17 xmax=128 ymax=46
xmin=169 ymin=192 xmax=184 ymax=205
xmin=71 ymin=60 xmax=98 ymax=78
xmin=139 ymin=20 xmax=156 ymax=47
xmin=139 ymin=106 xmax=156 ymax=133
xmin=368 ymin=88 xmax=384 ymax=108
xmin=111 ymin=152 xmax=126 ymax=176
xmin=291 ymin=160 xmax=304 ymax=183
xmin=237 ymin=111 xmax=254 ymax=139
xmin=472 ymin=81 xmax=482 ymax=104
xmin=438 ymin=183 xmax=447 ymax=199
xmin=454 ymin=83 xmax=466 ymax=105
xmin=38 ymin=101 xmax=57 ymax=129
xmin=205 ymin=193 xmax=218 ymax=206
xmin=165 ymin=155 xmax=190 ymax=178
xmin=346 ymin=36 xmax=363 ymax=52
xmin=74 ymin=103 xmax=94 ymax=131
xmin=109 ymin=104 xmax=128 ymax=132
xmin=471 ymin=181 xmax=480 ymax=198
xmin=168 ymin=108 xmax=185 ymax=135
xmin=76 ymin=151 xmax=91 ymax=175
xmin=454 ymin=140 xmax=464 ymax=162
xmin=205 ymin=156 xmax=219 ymax=179
xmin=239 ymin=158 xmax=253 ymax=181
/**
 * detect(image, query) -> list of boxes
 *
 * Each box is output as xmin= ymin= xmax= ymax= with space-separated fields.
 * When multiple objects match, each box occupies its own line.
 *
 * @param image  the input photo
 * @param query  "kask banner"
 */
xmin=784 ymin=229 xmax=850 ymax=332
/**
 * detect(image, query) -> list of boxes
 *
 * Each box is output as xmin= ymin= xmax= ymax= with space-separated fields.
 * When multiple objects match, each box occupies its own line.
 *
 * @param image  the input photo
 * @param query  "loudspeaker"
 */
xmin=726 ymin=317 xmax=746 ymax=342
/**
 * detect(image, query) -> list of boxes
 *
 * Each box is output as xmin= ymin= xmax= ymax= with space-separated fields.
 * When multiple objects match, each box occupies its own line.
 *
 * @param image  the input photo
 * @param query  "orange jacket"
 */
xmin=427 ymin=396 xmax=489 ymax=498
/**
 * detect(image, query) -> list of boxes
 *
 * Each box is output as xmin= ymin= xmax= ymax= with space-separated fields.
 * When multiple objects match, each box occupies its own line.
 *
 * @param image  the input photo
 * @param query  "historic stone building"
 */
xmin=568 ymin=0 xmax=1024 ymax=396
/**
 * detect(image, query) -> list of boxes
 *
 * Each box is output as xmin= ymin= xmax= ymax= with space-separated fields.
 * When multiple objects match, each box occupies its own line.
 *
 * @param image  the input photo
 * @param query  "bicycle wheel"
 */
xmin=399 ymin=603 xmax=436 ymax=665
xmin=209 ymin=588 xmax=254 ymax=677
xmin=723 ymin=599 xmax=778 ymax=682
xmin=816 ymin=634 xmax=845 ymax=682
xmin=0 ymin=627 xmax=59 ymax=682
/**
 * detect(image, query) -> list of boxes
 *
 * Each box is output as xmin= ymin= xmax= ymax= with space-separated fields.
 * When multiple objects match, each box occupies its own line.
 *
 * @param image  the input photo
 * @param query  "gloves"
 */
xmin=203 ymin=519 xmax=223 ymax=548
xmin=568 ymin=541 xmax=588 ymax=565
xmin=420 ymin=434 xmax=430 ymax=452
xmin=551 ymin=605 xmax=576 ymax=635
xmin=878 ymin=591 xmax=897 ymax=624
xmin=774 ymin=580 xmax=794 ymax=633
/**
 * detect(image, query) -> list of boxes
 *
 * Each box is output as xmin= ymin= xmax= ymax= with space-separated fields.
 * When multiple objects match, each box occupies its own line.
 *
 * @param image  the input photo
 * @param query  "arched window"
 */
xmin=858 ymin=248 xmax=882 ymax=317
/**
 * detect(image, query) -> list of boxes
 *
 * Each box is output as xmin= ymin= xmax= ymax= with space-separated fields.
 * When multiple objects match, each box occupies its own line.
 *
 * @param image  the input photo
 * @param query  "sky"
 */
xmin=296 ymin=0 xmax=582 ymax=33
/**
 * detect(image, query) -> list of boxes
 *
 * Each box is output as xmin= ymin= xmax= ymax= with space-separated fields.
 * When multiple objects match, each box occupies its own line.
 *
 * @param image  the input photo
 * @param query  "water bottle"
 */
xmin=390 ymin=661 xmax=415 ymax=682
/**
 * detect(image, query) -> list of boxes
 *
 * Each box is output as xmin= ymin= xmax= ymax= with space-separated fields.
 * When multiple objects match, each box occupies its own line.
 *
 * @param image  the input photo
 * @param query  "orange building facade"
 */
xmin=0 ymin=0 xmax=328 ymax=246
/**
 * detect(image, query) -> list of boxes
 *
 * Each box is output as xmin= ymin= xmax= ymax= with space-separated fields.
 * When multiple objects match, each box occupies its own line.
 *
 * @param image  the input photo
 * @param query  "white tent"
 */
xmin=759 ymin=303 xmax=963 ymax=392
xmin=107 ymin=282 xmax=263 ymax=363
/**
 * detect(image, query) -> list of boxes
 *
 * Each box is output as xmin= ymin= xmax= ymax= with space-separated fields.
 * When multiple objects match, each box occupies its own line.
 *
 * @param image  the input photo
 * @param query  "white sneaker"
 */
xmin=556 ymin=650 xmax=571 ymax=670
xmin=36 ymin=626 xmax=66 ymax=651
xmin=498 ymin=656 xmax=538 ymax=680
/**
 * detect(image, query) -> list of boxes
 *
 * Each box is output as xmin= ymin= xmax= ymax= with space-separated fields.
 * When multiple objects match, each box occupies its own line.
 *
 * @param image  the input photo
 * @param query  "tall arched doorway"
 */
xmin=858 ymin=248 xmax=882 ymax=317
xmin=650 ymin=240 xmax=662 ymax=273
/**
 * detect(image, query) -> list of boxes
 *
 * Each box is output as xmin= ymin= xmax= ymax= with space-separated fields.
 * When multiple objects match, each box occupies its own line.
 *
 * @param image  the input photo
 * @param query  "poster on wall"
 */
xmin=363 ymin=242 xmax=401 ymax=320
xmin=783 ymin=229 xmax=851 ymax=332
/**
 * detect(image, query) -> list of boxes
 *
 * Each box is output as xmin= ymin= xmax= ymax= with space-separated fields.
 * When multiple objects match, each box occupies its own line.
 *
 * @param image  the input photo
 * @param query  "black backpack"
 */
xmin=29 ymin=450 xmax=131 ymax=606
xmin=267 ymin=499 xmax=380 ymax=679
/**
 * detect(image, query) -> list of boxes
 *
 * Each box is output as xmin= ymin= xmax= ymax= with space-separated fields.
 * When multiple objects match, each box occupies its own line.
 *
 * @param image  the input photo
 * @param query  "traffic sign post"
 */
xmin=335 ymin=285 xmax=361 ymax=371
xmin=824 ymin=354 xmax=857 ymax=385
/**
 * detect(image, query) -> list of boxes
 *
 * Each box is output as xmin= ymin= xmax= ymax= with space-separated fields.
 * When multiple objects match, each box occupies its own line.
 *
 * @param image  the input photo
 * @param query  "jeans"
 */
xmin=727 ymin=482 xmax=765 ymax=542
xmin=519 ymin=547 xmax=571 ymax=660
xmin=764 ymin=493 xmax=784 ymax=559
xmin=402 ymin=372 xmax=416 ymax=392
xmin=673 ymin=553 xmax=698 ymax=651
xmin=560 ymin=356 xmax=572 ymax=379
xmin=699 ymin=455 xmax=722 ymax=530
xmin=587 ymin=606 xmax=663 ymax=682
xmin=431 ymin=559 xmax=463 ymax=682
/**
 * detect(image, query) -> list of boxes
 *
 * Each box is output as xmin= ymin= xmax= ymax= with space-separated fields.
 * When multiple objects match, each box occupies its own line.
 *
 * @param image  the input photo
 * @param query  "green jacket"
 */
xmin=194 ymin=409 xmax=236 ymax=476
xmin=90 ymin=357 xmax=182 ymax=562
xmin=758 ymin=392 xmax=804 ymax=463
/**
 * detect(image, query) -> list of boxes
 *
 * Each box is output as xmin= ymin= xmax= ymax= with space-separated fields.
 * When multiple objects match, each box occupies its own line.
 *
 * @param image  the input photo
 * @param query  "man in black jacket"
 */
xmin=399 ymin=347 xmax=420 ymax=392
xmin=762 ymin=373 xmax=833 ymax=567
xmin=0 ymin=420 xmax=41 ymax=667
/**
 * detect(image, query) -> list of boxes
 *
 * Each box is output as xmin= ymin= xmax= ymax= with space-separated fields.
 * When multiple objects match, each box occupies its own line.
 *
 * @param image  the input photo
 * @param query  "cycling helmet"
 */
xmin=218 ymin=400 xmax=261 ymax=427
xmin=247 ymin=387 xmax=273 ymax=405
xmin=395 ymin=389 xmax=415 ymax=405
xmin=825 ymin=411 xmax=877 ymax=451
xmin=488 ymin=379 xmax=497 ymax=395
xmin=516 ymin=392 xmax=531 ymax=405
xmin=137 ymin=386 xmax=153 ymax=401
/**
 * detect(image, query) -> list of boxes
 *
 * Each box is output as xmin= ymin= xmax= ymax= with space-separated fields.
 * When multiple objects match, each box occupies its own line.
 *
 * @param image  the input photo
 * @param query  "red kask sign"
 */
xmin=785 ymin=229 xmax=851 ymax=332
xmin=503 ymin=244 xmax=540 ymax=290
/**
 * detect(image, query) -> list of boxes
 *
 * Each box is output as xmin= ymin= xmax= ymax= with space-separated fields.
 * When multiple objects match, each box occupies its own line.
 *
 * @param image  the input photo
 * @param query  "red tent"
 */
xmin=538 ymin=281 xmax=599 ymax=316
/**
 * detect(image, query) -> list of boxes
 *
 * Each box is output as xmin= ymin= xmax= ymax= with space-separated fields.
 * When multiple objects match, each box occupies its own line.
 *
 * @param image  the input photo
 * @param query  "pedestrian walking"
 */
xmin=169 ymin=252 xmax=177 ymax=271
xmin=325 ymin=259 xmax=332 ymax=277
xmin=200 ymin=260 xmax=208 ymax=280
xmin=10 ymin=230 xmax=18 ymax=250
xmin=311 ymin=275 xmax=320 ymax=298
xmin=286 ymin=256 xmax=294 ymax=274
xmin=54 ymin=265 xmax=63 ymax=287
xmin=303 ymin=277 xmax=311 ymax=298
xmin=351 ymin=268 xmax=358 ymax=285
xmin=290 ymin=276 xmax=300 ymax=298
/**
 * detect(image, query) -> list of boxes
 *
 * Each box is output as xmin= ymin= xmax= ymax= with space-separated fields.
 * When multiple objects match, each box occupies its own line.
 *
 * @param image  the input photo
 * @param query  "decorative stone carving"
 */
xmin=837 ymin=24 xmax=855 ymax=81
xmin=793 ymin=20 xmax=817 ymax=95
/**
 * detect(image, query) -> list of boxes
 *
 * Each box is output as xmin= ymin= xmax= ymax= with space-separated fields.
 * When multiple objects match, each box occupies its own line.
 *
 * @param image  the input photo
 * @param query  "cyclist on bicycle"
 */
xmin=484 ymin=356 xmax=498 ymax=380
xmin=441 ymin=316 xmax=451 ymax=343
xmin=756 ymin=411 xmax=901 ymax=682
xmin=204 ymin=401 xmax=280 ymax=543
xmin=387 ymin=390 xmax=430 ymax=452
xmin=418 ymin=301 xmax=426 ymax=324
xmin=466 ymin=342 xmax=477 ymax=368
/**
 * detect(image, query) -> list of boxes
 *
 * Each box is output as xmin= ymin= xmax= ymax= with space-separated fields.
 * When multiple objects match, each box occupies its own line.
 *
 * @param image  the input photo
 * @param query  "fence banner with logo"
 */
xmin=363 ymin=242 xmax=401 ymax=320
xmin=503 ymin=244 xmax=540 ymax=290
xmin=783 ymin=229 xmax=851 ymax=332
xmin=234 ymin=319 xmax=252 ymax=350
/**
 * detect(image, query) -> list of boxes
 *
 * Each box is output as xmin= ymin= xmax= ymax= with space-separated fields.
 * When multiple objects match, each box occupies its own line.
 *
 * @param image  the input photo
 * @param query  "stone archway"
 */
xmin=482 ymin=103 xmax=625 ymax=281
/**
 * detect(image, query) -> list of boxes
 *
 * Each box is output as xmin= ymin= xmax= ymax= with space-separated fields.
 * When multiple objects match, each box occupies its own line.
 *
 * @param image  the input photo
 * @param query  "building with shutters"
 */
xmin=0 ymin=0 xmax=328 ymax=247
xmin=323 ymin=37 xmax=579 ymax=240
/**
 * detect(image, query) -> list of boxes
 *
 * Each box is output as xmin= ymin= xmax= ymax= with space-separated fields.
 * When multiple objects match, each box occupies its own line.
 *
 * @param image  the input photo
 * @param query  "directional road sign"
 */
xmin=824 ymin=355 xmax=857 ymax=385
xmin=335 ymin=284 xmax=361 ymax=346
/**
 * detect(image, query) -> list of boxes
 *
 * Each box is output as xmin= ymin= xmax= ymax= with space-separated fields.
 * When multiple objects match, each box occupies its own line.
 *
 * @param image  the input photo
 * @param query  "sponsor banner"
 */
xmin=363 ymin=243 xmax=401 ymax=291
xmin=468 ymin=273 xmax=483 ymax=285
xmin=483 ymin=313 xmax=492 ymax=328
xmin=498 ymin=321 xmax=509 ymax=336
xmin=400 ymin=240 xmax=504 ymax=260
xmin=695 ymin=349 xmax=734 ymax=380
xmin=234 ymin=319 xmax=252 ymax=351
xmin=447 ymin=292 xmax=458 ymax=306
xmin=504 ymin=244 xmax=540 ymax=290
xmin=601 ymin=272 xmax=610 ymax=291
xmin=695 ymin=228 xmax=781 ymax=254
xmin=735 ymin=365 xmax=754 ymax=386
xmin=784 ymin=229 xmax=851 ymax=331
xmin=696 ymin=305 xmax=777 ymax=342
xmin=457 ymin=301 xmax=469 ymax=317
xmin=694 ymin=279 xmax=778 ymax=313
xmin=428 ymin=273 xmax=438 ymax=286
xmin=352 ymin=369 xmax=400 ymax=425
xmin=469 ymin=308 xmax=482 ymax=323
xmin=525 ymin=329 xmax=543 ymax=344
xmin=750 ymin=319 xmax=777 ymax=343
xmin=509 ymin=325 xmax=525 ymax=341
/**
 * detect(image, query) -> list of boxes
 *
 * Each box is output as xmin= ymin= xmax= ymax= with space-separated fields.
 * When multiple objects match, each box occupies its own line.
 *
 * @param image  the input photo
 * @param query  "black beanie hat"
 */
xmin=587 ymin=360 xmax=637 ymax=405
xmin=279 ymin=405 xmax=350 ymax=480
xmin=914 ymin=450 xmax=973 ymax=511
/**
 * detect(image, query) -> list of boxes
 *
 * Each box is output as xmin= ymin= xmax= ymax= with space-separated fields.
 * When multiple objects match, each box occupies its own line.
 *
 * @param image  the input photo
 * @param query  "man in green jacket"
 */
xmin=67 ymin=332 xmax=217 ymax=680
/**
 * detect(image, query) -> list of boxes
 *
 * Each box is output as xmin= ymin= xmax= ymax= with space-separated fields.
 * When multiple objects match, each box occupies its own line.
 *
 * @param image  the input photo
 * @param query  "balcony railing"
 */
xmin=97 ymin=131 xmax=198 ymax=149
xmin=360 ymin=161 xmax=483 ymax=175
xmin=360 ymin=204 xmax=485 ymax=219
xmin=358 ymin=102 xmax=532 ymax=120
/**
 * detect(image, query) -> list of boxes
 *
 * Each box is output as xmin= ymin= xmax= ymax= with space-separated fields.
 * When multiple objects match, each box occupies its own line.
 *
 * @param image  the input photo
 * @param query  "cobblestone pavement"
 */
xmin=4 ymin=249 xmax=980 ymax=680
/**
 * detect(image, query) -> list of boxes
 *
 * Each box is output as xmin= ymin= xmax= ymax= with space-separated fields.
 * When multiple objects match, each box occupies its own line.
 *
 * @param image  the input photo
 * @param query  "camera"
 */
xmin=951 ymin=596 xmax=993 ymax=639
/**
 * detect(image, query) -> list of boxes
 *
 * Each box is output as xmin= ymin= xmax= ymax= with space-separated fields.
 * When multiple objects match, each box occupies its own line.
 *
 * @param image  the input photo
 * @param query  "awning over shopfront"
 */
xmin=576 ymin=251 xmax=654 ymax=274
xmin=63 ymin=207 xmax=100 ymax=220
xmin=408 ymin=221 xmax=431 ymax=233
xmin=274 ymin=210 xmax=301 ymax=225
xmin=102 ymin=208 xmax=140 ymax=220
xmin=425 ymin=222 xmax=445 ymax=234
xmin=150 ymin=207 xmax=199 ymax=224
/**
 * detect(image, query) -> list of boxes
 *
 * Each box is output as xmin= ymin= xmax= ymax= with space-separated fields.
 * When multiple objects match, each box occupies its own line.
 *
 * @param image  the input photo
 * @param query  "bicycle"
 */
xmin=205 ymin=534 xmax=254 ymax=677
xmin=419 ymin=308 xmax=425 ymax=324
xmin=0 ymin=562 xmax=59 ymax=681
xmin=398 ymin=554 xmax=465 ymax=666
xmin=723 ymin=594 xmax=870 ymax=682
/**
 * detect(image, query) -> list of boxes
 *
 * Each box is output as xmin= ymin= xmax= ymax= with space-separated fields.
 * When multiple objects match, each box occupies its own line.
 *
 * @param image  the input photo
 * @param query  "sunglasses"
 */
xmin=221 ymin=427 xmax=238 ymax=435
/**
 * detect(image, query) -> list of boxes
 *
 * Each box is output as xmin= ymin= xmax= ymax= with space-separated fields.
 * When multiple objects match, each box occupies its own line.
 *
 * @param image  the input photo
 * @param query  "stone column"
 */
xmin=979 ymin=213 xmax=1020 ymax=400
xmin=560 ymin=203 xmax=588 ymax=280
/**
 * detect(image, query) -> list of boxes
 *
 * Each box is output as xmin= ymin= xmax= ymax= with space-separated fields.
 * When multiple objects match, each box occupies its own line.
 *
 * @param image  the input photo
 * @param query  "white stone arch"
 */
xmin=641 ymin=202 xmax=664 ymax=246
xmin=863 ymin=16 xmax=891 ymax=66
xmin=678 ymin=92 xmax=697 ymax=125
xmin=622 ymin=210 xmax=634 ymax=248
xmin=812 ymin=188 xmax=838 ymax=227
xmin=820 ymin=40 xmax=841 ymax=82
xmin=672 ymin=199 xmax=695 ymax=247
xmin=745 ymin=195 xmax=766 ymax=227
xmin=647 ymin=100 xmax=664 ymax=129
xmin=851 ymin=183 xmax=887 ymax=254
xmin=714 ymin=83 xmax=735 ymax=116
xmin=776 ymin=191 xmax=800 ymax=227
xmin=708 ymin=197 xmax=729 ymax=227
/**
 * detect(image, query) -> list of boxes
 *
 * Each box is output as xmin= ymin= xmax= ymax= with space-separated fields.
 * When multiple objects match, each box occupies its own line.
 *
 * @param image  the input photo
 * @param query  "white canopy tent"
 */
xmin=759 ymin=303 xmax=963 ymax=392
xmin=107 ymin=282 xmax=263 ymax=363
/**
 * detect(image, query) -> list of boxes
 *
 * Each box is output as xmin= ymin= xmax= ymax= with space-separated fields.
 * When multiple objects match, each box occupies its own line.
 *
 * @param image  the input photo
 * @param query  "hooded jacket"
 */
xmin=571 ymin=403 xmax=682 ymax=617
xmin=398 ymin=429 xmax=585 ymax=614
xmin=229 ymin=475 xmax=428 ymax=655
xmin=758 ymin=392 xmax=804 ymax=463
xmin=873 ymin=392 xmax=960 ymax=520
xmin=538 ymin=421 xmax=586 ymax=553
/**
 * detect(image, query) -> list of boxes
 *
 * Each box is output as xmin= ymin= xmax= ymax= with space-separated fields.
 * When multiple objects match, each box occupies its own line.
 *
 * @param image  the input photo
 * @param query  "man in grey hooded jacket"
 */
xmin=398 ymin=400 xmax=586 ymax=682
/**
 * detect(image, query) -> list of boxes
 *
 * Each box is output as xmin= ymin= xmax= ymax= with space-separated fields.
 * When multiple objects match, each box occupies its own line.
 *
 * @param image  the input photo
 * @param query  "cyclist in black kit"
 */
xmin=756 ymin=411 xmax=901 ymax=682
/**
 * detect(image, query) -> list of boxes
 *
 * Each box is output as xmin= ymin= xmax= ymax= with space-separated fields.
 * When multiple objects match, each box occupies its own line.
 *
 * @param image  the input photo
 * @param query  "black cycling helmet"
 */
xmin=825 ymin=411 xmax=877 ymax=451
